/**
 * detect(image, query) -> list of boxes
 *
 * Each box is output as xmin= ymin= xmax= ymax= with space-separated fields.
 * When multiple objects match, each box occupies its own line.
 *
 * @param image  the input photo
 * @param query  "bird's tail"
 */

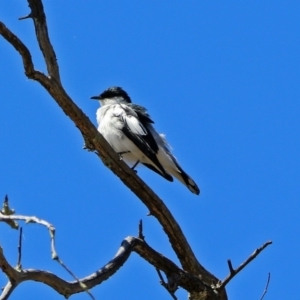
xmin=172 ymin=167 xmax=200 ymax=195
xmin=154 ymin=137 xmax=200 ymax=195
xmin=164 ymin=152 xmax=200 ymax=194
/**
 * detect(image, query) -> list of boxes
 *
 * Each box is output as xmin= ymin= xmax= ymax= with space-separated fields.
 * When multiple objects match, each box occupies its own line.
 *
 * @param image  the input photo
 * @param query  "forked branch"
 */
xmin=215 ymin=241 xmax=272 ymax=291
xmin=0 ymin=212 xmax=207 ymax=300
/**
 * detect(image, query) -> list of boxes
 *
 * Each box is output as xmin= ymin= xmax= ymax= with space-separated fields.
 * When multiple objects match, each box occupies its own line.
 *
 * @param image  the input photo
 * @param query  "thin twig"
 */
xmin=0 ymin=212 xmax=95 ymax=299
xmin=55 ymin=257 xmax=95 ymax=300
xmin=259 ymin=273 xmax=271 ymax=300
xmin=155 ymin=268 xmax=177 ymax=300
xmin=16 ymin=227 xmax=23 ymax=269
xmin=227 ymin=260 xmax=234 ymax=274
xmin=138 ymin=219 xmax=145 ymax=240
xmin=218 ymin=241 xmax=272 ymax=289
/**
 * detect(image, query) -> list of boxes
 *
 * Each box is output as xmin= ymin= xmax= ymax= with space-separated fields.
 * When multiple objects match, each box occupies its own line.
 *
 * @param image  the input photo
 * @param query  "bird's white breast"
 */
xmin=96 ymin=104 xmax=125 ymax=150
xmin=96 ymin=104 xmax=144 ymax=164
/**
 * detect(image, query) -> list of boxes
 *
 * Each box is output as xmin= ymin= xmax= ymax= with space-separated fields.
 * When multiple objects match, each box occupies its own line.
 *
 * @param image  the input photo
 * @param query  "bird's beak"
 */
xmin=90 ymin=96 xmax=100 ymax=100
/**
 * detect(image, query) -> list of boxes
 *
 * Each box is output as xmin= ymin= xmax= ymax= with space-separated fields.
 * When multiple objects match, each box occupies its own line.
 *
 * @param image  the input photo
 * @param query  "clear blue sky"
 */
xmin=1 ymin=1 xmax=299 ymax=299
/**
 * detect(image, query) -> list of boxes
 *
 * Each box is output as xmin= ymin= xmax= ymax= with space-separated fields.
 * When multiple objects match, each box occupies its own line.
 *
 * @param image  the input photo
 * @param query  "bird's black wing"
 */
xmin=122 ymin=104 xmax=158 ymax=153
xmin=121 ymin=105 xmax=172 ymax=181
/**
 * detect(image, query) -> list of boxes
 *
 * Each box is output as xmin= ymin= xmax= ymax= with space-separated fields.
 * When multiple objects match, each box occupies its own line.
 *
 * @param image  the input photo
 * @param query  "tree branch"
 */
xmin=20 ymin=0 xmax=61 ymax=82
xmin=259 ymin=272 xmax=271 ymax=300
xmin=0 ymin=212 xmax=57 ymax=259
xmin=216 ymin=241 xmax=272 ymax=290
xmin=16 ymin=227 xmax=23 ymax=270
xmin=0 ymin=3 xmax=213 ymax=286
xmin=0 ymin=247 xmax=19 ymax=300
xmin=0 ymin=228 xmax=208 ymax=300
xmin=0 ymin=22 xmax=36 ymax=77
xmin=0 ymin=209 xmax=211 ymax=298
xmin=0 ymin=281 xmax=17 ymax=300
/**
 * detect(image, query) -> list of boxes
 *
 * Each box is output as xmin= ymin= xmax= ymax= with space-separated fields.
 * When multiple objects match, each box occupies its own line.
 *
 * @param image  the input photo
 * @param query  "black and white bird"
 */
xmin=91 ymin=87 xmax=200 ymax=195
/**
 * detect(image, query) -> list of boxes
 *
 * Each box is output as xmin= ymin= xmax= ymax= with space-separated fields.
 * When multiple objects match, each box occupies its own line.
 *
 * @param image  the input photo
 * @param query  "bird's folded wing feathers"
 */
xmin=120 ymin=105 xmax=158 ymax=154
xmin=120 ymin=107 xmax=171 ymax=179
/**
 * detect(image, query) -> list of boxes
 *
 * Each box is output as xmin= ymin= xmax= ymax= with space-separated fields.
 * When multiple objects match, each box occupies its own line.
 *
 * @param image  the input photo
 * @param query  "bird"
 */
xmin=90 ymin=86 xmax=200 ymax=195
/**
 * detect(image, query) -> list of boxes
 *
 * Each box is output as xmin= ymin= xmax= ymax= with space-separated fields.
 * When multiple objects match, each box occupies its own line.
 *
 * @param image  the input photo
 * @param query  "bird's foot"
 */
xmin=131 ymin=160 xmax=140 ymax=172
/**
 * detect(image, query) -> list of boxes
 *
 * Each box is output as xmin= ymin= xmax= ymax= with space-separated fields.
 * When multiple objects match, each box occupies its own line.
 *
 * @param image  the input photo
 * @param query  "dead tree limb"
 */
xmin=259 ymin=273 xmax=271 ymax=300
xmin=215 ymin=241 xmax=272 ymax=291
xmin=0 ymin=214 xmax=209 ymax=300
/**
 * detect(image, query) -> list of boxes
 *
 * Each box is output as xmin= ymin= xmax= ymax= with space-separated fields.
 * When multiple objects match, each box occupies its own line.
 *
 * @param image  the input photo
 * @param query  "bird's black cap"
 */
xmin=90 ymin=86 xmax=132 ymax=103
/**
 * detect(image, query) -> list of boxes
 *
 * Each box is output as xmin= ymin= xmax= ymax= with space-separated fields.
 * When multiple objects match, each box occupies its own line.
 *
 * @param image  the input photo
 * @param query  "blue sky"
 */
xmin=0 ymin=1 xmax=299 ymax=299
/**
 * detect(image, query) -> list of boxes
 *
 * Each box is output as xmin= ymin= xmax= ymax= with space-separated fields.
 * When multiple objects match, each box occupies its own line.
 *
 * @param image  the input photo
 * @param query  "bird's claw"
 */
xmin=131 ymin=160 xmax=140 ymax=171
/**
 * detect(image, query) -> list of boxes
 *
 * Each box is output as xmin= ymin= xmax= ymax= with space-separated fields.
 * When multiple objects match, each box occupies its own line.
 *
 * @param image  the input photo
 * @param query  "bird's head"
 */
xmin=90 ymin=86 xmax=132 ymax=105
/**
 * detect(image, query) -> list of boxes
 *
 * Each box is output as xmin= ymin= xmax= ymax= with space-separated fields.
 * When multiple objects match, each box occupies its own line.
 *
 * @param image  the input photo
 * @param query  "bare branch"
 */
xmin=0 ymin=247 xmax=19 ymax=283
xmin=156 ymin=268 xmax=177 ymax=300
xmin=0 ymin=231 xmax=208 ymax=299
xmin=217 ymin=241 xmax=272 ymax=290
xmin=16 ymin=227 xmax=23 ymax=270
xmin=0 ymin=15 xmax=211 ymax=283
xmin=0 ymin=281 xmax=17 ymax=300
xmin=259 ymin=273 xmax=271 ymax=300
xmin=0 ymin=235 xmax=135 ymax=299
xmin=21 ymin=0 xmax=61 ymax=82
xmin=0 ymin=207 xmax=210 ymax=298
xmin=227 ymin=260 xmax=234 ymax=275
xmin=138 ymin=219 xmax=145 ymax=240
xmin=132 ymin=237 xmax=211 ymax=293
xmin=54 ymin=257 xmax=95 ymax=300
xmin=0 ymin=22 xmax=36 ymax=78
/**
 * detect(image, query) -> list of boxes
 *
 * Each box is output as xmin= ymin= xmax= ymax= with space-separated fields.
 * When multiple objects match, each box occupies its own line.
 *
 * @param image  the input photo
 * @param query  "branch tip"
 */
xmin=138 ymin=219 xmax=145 ymax=240
xmin=259 ymin=272 xmax=271 ymax=300
xmin=227 ymin=259 xmax=235 ymax=274
xmin=18 ymin=13 xmax=33 ymax=21
xmin=218 ymin=240 xmax=273 ymax=290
